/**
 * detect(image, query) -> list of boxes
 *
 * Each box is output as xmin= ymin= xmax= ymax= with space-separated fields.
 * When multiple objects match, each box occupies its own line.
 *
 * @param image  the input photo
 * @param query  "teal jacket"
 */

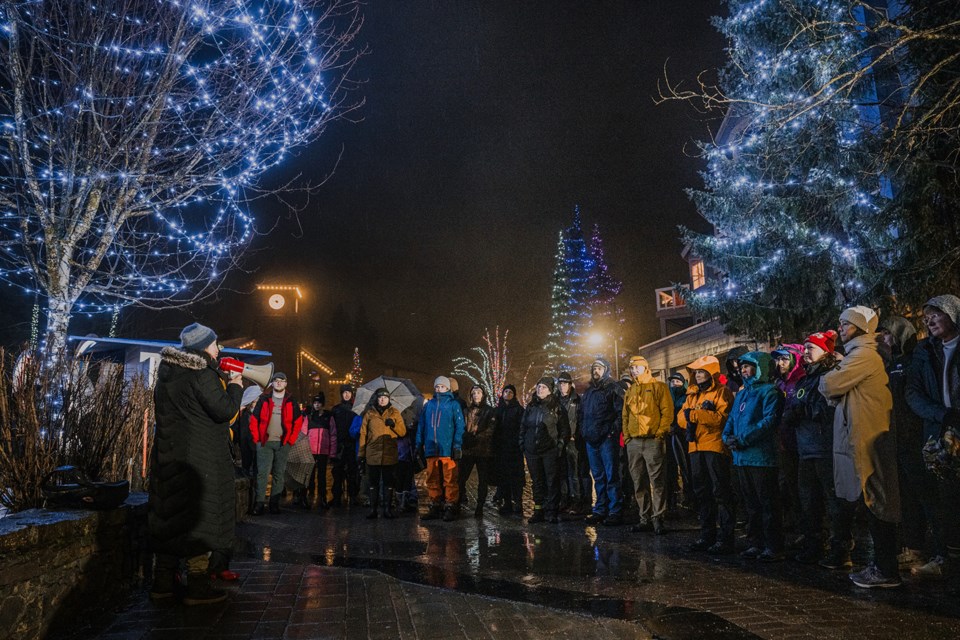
xmin=416 ymin=391 xmax=466 ymax=458
xmin=722 ymin=352 xmax=783 ymax=467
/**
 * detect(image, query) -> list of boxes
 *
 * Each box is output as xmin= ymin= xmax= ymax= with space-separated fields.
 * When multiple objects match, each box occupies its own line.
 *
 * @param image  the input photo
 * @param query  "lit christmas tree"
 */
xmin=0 ymin=0 xmax=363 ymax=356
xmin=586 ymin=223 xmax=623 ymax=334
xmin=677 ymin=0 xmax=898 ymax=340
xmin=544 ymin=206 xmax=595 ymax=373
xmin=351 ymin=347 xmax=363 ymax=387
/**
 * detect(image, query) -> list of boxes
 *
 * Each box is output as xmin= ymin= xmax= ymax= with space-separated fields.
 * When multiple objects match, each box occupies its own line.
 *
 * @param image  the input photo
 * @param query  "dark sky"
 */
xmin=134 ymin=1 xmax=728 ymax=377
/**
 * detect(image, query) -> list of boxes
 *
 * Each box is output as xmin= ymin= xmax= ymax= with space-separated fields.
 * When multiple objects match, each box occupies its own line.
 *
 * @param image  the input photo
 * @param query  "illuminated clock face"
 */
xmin=268 ymin=294 xmax=286 ymax=310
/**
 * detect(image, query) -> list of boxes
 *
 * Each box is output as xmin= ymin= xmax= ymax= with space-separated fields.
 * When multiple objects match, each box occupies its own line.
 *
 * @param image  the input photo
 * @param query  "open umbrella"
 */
xmin=352 ymin=376 xmax=422 ymax=415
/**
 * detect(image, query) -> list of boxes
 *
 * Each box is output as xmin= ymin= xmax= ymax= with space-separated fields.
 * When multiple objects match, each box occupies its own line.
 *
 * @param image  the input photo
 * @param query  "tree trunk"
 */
xmin=44 ymin=294 xmax=74 ymax=361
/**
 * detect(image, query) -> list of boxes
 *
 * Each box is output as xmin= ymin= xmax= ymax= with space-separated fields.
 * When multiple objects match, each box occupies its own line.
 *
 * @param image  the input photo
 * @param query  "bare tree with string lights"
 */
xmin=452 ymin=327 xmax=510 ymax=405
xmin=0 ymin=0 xmax=364 ymax=357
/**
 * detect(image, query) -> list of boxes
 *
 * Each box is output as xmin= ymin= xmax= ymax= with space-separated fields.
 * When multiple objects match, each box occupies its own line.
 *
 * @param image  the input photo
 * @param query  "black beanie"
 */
xmin=536 ymin=376 xmax=556 ymax=393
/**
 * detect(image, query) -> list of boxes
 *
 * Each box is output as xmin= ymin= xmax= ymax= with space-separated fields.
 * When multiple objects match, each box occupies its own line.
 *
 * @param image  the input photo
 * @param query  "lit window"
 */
xmin=691 ymin=260 xmax=706 ymax=289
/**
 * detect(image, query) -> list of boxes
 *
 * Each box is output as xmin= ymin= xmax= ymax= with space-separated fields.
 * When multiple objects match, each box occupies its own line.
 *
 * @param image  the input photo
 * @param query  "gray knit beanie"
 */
xmin=434 ymin=376 xmax=451 ymax=389
xmin=179 ymin=322 xmax=217 ymax=350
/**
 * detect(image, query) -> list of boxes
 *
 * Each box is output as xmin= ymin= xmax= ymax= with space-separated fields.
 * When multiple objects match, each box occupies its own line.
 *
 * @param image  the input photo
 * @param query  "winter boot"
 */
xmin=293 ymin=489 xmax=308 ymax=509
xmin=383 ymin=489 xmax=396 ymax=519
xmin=366 ymin=489 xmax=379 ymax=519
xmin=422 ymin=502 xmax=443 ymax=520
xmin=442 ymin=503 xmax=458 ymax=522
xmin=268 ymin=495 xmax=281 ymax=514
xmin=149 ymin=569 xmax=178 ymax=601
xmin=252 ymin=502 xmax=266 ymax=516
xmin=182 ymin=573 xmax=227 ymax=606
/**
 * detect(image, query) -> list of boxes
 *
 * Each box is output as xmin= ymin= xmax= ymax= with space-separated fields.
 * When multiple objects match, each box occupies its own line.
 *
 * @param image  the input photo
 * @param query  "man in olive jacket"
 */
xmin=149 ymin=323 xmax=243 ymax=606
xmin=622 ymin=355 xmax=674 ymax=534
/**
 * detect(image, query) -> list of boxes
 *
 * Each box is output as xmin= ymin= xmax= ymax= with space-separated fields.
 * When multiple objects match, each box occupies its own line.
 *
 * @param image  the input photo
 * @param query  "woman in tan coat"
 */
xmin=820 ymin=306 xmax=901 ymax=589
xmin=359 ymin=388 xmax=407 ymax=519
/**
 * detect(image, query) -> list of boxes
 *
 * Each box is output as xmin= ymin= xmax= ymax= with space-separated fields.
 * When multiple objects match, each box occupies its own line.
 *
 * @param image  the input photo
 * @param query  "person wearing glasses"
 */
xmin=906 ymin=295 xmax=960 ymax=581
xmin=249 ymin=372 xmax=304 ymax=515
xmin=149 ymin=323 xmax=243 ymax=605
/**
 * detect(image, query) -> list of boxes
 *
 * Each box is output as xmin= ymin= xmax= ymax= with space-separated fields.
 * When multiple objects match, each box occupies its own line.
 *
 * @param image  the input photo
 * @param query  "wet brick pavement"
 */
xmin=65 ymin=481 xmax=960 ymax=640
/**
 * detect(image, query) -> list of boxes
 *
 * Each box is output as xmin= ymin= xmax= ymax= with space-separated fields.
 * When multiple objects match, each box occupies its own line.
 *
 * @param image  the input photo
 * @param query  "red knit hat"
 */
xmin=804 ymin=330 xmax=838 ymax=354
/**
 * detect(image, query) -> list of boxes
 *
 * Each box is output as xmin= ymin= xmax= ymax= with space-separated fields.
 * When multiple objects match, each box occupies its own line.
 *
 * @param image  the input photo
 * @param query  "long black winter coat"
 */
xmin=493 ymin=397 xmax=525 ymax=483
xmin=331 ymin=400 xmax=357 ymax=460
xmin=150 ymin=347 xmax=242 ymax=557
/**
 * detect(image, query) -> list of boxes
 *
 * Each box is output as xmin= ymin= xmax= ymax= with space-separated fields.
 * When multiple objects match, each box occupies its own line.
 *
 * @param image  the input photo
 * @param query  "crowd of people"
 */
xmin=146 ymin=295 xmax=960 ymax=605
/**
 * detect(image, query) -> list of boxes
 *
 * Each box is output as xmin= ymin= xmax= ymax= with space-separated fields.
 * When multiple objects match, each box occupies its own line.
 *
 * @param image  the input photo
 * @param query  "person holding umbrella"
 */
xmin=359 ymin=388 xmax=407 ymax=519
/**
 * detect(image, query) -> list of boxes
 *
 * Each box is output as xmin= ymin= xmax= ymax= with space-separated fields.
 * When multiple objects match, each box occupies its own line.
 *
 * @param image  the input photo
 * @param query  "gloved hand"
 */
xmin=686 ymin=422 xmax=697 ymax=443
xmin=453 ymin=448 xmax=462 ymax=461
xmin=941 ymin=409 xmax=960 ymax=432
xmin=417 ymin=445 xmax=425 ymax=460
xmin=700 ymin=400 xmax=717 ymax=411
xmin=385 ymin=418 xmax=396 ymax=430
xmin=670 ymin=423 xmax=681 ymax=438
xmin=725 ymin=437 xmax=739 ymax=451
xmin=683 ymin=408 xmax=693 ymax=424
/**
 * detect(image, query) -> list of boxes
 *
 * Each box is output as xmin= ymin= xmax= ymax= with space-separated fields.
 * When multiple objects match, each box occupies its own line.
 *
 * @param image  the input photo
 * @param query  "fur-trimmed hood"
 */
xmin=160 ymin=345 xmax=209 ymax=371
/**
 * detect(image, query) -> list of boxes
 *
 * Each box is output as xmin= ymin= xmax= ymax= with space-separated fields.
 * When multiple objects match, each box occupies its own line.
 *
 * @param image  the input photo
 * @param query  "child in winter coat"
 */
xmin=723 ymin=352 xmax=785 ymax=561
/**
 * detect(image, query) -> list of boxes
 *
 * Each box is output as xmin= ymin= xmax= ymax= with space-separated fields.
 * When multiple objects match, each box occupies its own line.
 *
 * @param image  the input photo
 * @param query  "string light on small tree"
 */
xmin=351 ymin=347 xmax=363 ymax=387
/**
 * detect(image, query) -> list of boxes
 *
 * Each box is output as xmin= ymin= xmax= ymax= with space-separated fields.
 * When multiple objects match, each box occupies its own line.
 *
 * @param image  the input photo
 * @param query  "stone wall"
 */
xmin=0 ymin=494 xmax=149 ymax=640
xmin=0 ymin=479 xmax=250 ymax=639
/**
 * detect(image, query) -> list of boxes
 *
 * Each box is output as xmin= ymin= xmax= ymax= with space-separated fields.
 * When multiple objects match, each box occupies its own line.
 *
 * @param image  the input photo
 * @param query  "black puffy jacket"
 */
xmin=520 ymin=393 xmax=571 ymax=455
xmin=149 ymin=347 xmax=242 ymax=557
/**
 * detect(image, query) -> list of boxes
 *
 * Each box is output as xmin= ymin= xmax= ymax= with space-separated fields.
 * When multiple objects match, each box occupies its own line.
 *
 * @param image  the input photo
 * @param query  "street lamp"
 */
xmin=588 ymin=331 xmax=620 ymax=378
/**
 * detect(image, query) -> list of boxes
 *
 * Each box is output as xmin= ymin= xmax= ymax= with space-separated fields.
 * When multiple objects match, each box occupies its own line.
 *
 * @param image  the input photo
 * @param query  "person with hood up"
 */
xmin=771 ymin=344 xmax=806 ymax=538
xmin=878 ymin=315 xmax=931 ymax=575
xmin=621 ymin=355 xmax=674 ymax=535
xmin=250 ymin=372 xmax=304 ymax=515
xmin=416 ymin=376 xmax=466 ymax=521
xmin=330 ymin=384 xmax=359 ymax=507
xmin=557 ymin=372 xmax=590 ymax=517
xmin=579 ymin=358 xmax=626 ymax=526
xmin=359 ymin=388 xmax=406 ymax=519
xmin=783 ymin=331 xmax=849 ymax=566
xmin=665 ymin=372 xmax=691 ymax=512
xmin=678 ymin=356 xmax=735 ymax=554
xmin=724 ymin=346 xmax=749 ymax=394
xmin=821 ymin=306 xmax=901 ymax=588
xmin=520 ymin=377 xmax=571 ymax=523
xmin=723 ymin=352 xmax=785 ymax=562
xmin=459 ymin=385 xmax=496 ymax=518
xmin=306 ymin=393 xmax=337 ymax=510
xmin=906 ymin=295 xmax=960 ymax=580
xmin=493 ymin=384 xmax=525 ymax=515
xmin=149 ymin=323 xmax=243 ymax=605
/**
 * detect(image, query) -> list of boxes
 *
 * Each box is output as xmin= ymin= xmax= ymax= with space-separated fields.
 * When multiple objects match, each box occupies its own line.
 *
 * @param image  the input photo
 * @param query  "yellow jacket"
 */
xmin=622 ymin=367 xmax=674 ymax=441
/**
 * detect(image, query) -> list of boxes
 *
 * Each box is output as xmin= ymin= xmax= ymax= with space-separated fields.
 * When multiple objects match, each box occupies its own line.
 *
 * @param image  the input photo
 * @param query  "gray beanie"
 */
xmin=434 ymin=376 xmax=451 ymax=389
xmin=179 ymin=322 xmax=217 ymax=350
xmin=924 ymin=295 xmax=960 ymax=327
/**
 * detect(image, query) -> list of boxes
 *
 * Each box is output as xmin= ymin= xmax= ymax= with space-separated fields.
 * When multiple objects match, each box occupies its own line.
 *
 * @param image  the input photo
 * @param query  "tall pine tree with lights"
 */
xmin=587 ymin=223 xmax=623 ymax=336
xmin=544 ymin=206 xmax=596 ymax=372
xmin=681 ymin=0 xmax=898 ymax=340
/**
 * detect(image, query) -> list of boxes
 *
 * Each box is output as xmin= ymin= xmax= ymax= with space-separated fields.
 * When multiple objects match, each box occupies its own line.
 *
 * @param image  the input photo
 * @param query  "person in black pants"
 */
xmin=358 ymin=388 xmax=406 ymax=519
xmin=492 ymin=385 xmax=525 ymax=515
xmin=330 ymin=385 xmax=359 ymax=506
xmin=459 ymin=385 xmax=496 ymax=518
xmin=520 ymin=377 xmax=571 ymax=523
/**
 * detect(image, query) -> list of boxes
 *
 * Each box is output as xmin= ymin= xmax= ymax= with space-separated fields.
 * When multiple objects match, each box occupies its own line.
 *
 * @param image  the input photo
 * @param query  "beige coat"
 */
xmin=359 ymin=405 xmax=406 ymax=466
xmin=819 ymin=333 xmax=900 ymax=522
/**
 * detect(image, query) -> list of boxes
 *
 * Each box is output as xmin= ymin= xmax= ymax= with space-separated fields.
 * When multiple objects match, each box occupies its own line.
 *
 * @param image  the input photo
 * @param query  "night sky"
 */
xmin=108 ymin=2 xmax=727 ymax=379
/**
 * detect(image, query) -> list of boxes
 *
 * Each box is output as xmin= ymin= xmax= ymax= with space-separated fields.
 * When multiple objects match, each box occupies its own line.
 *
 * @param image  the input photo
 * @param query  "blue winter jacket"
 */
xmin=578 ymin=359 xmax=624 ymax=445
xmin=416 ymin=391 xmax=466 ymax=457
xmin=722 ymin=352 xmax=783 ymax=467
